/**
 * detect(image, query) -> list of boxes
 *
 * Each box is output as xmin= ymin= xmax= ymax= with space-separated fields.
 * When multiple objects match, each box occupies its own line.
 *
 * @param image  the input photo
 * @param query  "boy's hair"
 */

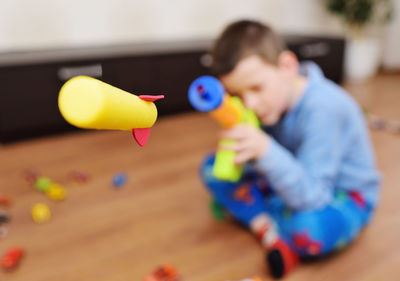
xmin=211 ymin=20 xmax=286 ymax=76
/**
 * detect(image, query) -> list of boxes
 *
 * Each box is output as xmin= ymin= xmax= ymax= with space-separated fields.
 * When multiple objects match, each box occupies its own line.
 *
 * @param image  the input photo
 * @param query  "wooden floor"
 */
xmin=1 ymin=72 xmax=400 ymax=281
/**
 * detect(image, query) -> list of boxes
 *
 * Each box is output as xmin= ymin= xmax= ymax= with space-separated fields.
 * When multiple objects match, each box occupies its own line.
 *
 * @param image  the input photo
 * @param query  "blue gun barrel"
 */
xmin=188 ymin=76 xmax=225 ymax=112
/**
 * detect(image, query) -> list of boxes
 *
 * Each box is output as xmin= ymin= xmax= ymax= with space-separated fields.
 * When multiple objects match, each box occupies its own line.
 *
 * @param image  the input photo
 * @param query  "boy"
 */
xmin=200 ymin=20 xmax=380 ymax=278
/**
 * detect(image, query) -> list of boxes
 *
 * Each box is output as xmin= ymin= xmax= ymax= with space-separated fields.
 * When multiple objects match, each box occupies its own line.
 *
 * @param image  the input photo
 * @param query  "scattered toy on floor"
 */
xmin=31 ymin=203 xmax=51 ymax=224
xmin=33 ymin=176 xmax=67 ymax=201
xmin=1 ymin=247 xmax=24 ymax=270
xmin=45 ymin=183 xmax=67 ymax=201
xmin=0 ymin=211 xmax=10 ymax=223
xmin=35 ymin=176 xmax=52 ymax=192
xmin=0 ymin=196 xmax=11 ymax=239
xmin=22 ymin=169 xmax=39 ymax=184
xmin=0 ymin=196 xmax=11 ymax=207
xmin=112 ymin=172 xmax=127 ymax=188
xmin=142 ymin=264 xmax=180 ymax=281
xmin=364 ymin=109 xmax=400 ymax=135
xmin=58 ymin=76 xmax=164 ymax=146
xmin=0 ymin=225 xmax=8 ymax=239
xmin=68 ymin=170 xmax=91 ymax=184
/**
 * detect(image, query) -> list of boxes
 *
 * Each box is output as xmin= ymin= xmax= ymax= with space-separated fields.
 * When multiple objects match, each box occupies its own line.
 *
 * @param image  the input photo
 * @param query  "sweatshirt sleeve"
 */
xmin=253 ymin=107 xmax=343 ymax=210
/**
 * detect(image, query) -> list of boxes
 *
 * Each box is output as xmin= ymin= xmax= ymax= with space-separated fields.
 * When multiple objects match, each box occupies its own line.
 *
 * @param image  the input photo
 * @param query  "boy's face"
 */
xmin=220 ymin=55 xmax=294 ymax=126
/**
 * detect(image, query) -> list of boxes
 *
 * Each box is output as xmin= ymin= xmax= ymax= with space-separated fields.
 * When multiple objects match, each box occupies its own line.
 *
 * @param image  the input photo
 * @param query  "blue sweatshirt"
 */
xmin=253 ymin=62 xmax=381 ymax=211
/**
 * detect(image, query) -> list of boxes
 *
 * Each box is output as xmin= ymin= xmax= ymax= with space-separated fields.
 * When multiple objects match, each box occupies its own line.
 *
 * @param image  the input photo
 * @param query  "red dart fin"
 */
xmin=138 ymin=95 xmax=164 ymax=102
xmin=132 ymin=128 xmax=151 ymax=147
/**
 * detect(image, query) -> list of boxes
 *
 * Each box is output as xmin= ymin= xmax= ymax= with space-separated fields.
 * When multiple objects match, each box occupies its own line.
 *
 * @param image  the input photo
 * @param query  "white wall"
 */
xmin=0 ymin=0 xmax=342 ymax=51
xmin=0 ymin=0 xmax=398 ymax=68
xmin=382 ymin=0 xmax=400 ymax=70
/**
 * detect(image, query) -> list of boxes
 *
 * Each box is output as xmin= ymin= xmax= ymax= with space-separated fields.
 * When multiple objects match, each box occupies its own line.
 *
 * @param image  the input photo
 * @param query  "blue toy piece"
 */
xmin=188 ymin=76 xmax=225 ymax=112
xmin=112 ymin=172 xmax=127 ymax=188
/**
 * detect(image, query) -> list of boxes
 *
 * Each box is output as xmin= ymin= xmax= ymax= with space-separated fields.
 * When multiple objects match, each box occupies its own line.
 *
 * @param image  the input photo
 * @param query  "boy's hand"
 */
xmin=219 ymin=125 xmax=270 ymax=165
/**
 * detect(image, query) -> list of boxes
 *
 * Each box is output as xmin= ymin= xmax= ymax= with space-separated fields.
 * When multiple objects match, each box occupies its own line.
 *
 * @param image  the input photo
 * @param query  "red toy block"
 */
xmin=142 ymin=264 xmax=180 ymax=281
xmin=0 ymin=196 xmax=11 ymax=206
xmin=1 ymin=247 xmax=24 ymax=270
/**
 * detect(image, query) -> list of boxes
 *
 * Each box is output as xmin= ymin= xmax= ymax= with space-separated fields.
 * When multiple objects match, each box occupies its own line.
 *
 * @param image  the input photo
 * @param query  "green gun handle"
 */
xmin=213 ymin=138 xmax=243 ymax=182
xmin=212 ymin=103 xmax=260 ymax=182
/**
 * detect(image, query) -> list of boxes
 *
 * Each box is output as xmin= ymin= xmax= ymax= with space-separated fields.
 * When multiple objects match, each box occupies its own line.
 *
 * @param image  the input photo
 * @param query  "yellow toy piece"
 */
xmin=45 ymin=183 xmax=67 ymax=201
xmin=58 ymin=76 xmax=164 ymax=146
xmin=31 ymin=203 xmax=51 ymax=223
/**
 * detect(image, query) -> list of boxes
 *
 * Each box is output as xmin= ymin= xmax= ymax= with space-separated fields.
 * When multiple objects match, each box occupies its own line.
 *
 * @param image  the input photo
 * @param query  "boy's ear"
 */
xmin=277 ymin=51 xmax=299 ymax=74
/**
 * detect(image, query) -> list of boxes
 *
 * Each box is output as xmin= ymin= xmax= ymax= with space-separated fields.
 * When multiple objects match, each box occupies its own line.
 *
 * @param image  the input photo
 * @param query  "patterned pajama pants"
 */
xmin=201 ymin=155 xmax=373 ymax=257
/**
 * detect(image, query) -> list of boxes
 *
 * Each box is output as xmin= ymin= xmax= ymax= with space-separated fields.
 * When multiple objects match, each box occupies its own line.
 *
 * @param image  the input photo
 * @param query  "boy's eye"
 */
xmin=228 ymin=90 xmax=240 ymax=97
xmin=251 ymin=85 xmax=262 ymax=92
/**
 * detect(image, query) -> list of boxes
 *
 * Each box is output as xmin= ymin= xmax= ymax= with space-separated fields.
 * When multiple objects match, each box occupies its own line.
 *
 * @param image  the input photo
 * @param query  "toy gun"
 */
xmin=188 ymin=76 xmax=259 ymax=182
xmin=58 ymin=76 xmax=164 ymax=146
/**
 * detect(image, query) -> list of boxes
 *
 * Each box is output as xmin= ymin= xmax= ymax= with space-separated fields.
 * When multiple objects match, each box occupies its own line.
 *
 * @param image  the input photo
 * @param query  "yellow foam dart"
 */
xmin=58 ymin=76 xmax=164 ymax=146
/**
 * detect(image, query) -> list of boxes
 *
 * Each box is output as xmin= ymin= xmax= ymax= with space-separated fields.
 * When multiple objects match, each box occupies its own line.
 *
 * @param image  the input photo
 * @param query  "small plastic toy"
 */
xmin=45 ymin=183 xmax=67 ymax=201
xmin=68 ymin=170 xmax=90 ymax=183
xmin=31 ymin=203 xmax=51 ymax=223
xmin=142 ymin=264 xmax=180 ymax=281
xmin=0 ymin=196 xmax=11 ymax=207
xmin=32 ymin=176 xmax=67 ymax=201
xmin=0 ymin=211 xmax=10 ymax=223
xmin=22 ymin=169 xmax=39 ymax=184
xmin=188 ymin=76 xmax=259 ymax=181
xmin=0 ymin=225 xmax=8 ymax=239
xmin=112 ymin=172 xmax=127 ymax=188
xmin=58 ymin=76 xmax=164 ymax=146
xmin=1 ymin=247 xmax=24 ymax=270
xmin=34 ymin=177 xmax=52 ymax=192
xmin=364 ymin=109 xmax=400 ymax=135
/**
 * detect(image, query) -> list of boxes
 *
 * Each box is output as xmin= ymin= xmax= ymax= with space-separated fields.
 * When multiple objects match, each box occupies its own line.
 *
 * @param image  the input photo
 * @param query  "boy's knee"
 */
xmin=283 ymin=205 xmax=364 ymax=256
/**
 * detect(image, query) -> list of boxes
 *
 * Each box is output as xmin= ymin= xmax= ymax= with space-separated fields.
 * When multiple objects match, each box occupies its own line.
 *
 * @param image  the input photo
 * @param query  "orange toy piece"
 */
xmin=209 ymin=95 xmax=242 ymax=128
xmin=1 ymin=247 xmax=24 ymax=270
xmin=142 ymin=264 xmax=180 ymax=281
xmin=0 ymin=196 xmax=11 ymax=207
